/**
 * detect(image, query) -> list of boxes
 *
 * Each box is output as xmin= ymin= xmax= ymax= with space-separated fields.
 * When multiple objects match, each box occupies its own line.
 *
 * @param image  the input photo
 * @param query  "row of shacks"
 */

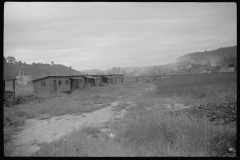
xmin=31 ymin=74 xmax=124 ymax=94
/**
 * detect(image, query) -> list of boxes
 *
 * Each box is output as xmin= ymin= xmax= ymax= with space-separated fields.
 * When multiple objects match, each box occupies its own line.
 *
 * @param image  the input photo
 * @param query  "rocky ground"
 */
xmin=188 ymin=101 xmax=236 ymax=126
xmin=170 ymin=100 xmax=237 ymax=126
xmin=170 ymin=100 xmax=237 ymax=157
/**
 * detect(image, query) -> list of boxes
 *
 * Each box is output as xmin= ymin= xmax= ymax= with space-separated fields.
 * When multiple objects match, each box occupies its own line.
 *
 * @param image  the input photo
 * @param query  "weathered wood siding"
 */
xmin=79 ymin=76 xmax=84 ymax=88
xmin=83 ymin=77 xmax=88 ymax=88
xmin=94 ymin=76 xmax=102 ymax=86
xmin=33 ymin=77 xmax=71 ymax=94
xmin=111 ymin=75 xmax=123 ymax=84
xmin=55 ymin=77 xmax=71 ymax=93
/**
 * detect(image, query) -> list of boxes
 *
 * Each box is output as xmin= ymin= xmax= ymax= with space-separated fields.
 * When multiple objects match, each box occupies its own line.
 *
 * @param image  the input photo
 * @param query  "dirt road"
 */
xmin=10 ymin=101 xmax=127 ymax=156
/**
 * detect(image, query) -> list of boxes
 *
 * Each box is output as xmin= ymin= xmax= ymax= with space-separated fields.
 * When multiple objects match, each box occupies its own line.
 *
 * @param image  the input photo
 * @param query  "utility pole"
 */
xmin=70 ymin=66 xmax=72 ymax=76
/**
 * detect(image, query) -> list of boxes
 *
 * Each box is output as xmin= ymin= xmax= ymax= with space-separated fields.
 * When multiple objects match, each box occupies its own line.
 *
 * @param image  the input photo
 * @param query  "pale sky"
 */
xmin=4 ymin=2 xmax=237 ymax=70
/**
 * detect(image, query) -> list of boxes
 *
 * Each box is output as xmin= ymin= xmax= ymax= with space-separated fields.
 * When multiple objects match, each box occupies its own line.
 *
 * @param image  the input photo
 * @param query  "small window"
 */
xmin=66 ymin=80 xmax=69 ymax=84
xmin=80 ymin=79 xmax=82 ymax=83
xmin=59 ymin=81 xmax=62 ymax=85
xmin=41 ymin=81 xmax=46 ymax=86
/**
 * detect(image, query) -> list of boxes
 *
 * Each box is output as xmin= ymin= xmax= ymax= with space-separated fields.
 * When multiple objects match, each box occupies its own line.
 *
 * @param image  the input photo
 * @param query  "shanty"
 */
xmin=4 ymin=74 xmax=17 ymax=105
xmin=31 ymin=74 xmax=124 ymax=94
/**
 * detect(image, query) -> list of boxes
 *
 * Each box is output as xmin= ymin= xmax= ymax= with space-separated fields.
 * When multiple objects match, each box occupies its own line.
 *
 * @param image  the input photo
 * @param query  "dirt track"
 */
xmin=8 ymin=83 xmax=193 ymax=156
xmin=10 ymin=101 xmax=126 ymax=156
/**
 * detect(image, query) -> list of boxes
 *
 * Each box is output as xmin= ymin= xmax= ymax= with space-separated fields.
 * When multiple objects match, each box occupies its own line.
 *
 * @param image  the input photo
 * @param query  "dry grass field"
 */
xmin=4 ymin=72 xmax=237 ymax=157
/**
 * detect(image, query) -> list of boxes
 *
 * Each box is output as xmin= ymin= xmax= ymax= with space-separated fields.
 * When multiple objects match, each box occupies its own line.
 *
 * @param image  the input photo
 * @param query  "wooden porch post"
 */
xmin=13 ymin=80 xmax=15 ymax=105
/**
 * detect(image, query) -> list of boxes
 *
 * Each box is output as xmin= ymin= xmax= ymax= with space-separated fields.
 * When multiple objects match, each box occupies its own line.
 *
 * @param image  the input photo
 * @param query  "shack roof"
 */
xmin=109 ymin=74 xmax=124 ymax=76
xmin=4 ymin=74 xmax=16 ymax=81
xmin=102 ymin=76 xmax=112 ymax=79
xmin=69 ymin=77 xmax=81 ymax=80
xmin=32 ymin=75 xmax=85 ymax=82
xmin=85 ymin=74 xmax=124 ymax=76
xmin=84 ymin=75 xmax=97 ymax=79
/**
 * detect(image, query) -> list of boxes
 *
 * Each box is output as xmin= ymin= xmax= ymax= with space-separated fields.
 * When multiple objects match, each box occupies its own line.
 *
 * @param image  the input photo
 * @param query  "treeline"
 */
xmin=4 ymin=56 xmax=85 ymax=80
xmin=177 ymin=45 xmax=237 ymax=66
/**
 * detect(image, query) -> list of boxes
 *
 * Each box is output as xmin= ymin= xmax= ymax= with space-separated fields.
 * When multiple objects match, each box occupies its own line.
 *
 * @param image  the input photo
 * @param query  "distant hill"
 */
xmin=5 ymin=46 xmax=236 ymax=80
xmin=83 ymin=46 xmax=237 ymax=76
xmin=84 ymin=67 xmax=146 ymax=76
xmin=83 ymin=62 xmax=217 ymax=76
xmin=177 ymin=45 xmax=237 ymax=66
xmin=83 ymin=69 xmax=105 ymax=75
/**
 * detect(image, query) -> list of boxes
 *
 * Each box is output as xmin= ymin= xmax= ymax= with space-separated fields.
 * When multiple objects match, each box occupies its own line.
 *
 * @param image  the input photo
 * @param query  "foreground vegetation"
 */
xmin=156 ymin=72 xmax=237 ymax=106
xmin=35 ymin=105 xmax=235 ymax=156
xmin=5 ymin=72 xmax=237 ymax=157
xmin=4 ymin=83 xmax=139 ymax=126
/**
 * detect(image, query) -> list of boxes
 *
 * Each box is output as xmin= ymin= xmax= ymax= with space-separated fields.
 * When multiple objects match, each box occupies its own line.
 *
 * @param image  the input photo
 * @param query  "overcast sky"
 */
xmin=4 ymin=2 xmax=236 ymax=71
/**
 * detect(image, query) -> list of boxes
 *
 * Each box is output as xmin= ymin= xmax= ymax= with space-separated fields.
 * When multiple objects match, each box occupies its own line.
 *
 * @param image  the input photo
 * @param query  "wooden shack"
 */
xmin=110 ymin=74 xmax=124 ymax=84
xmin=32 ymin=75 xmax=87 ymax=94
xmin=32 ymin=74 xmax=124 ymax=94
xmin=32 ymin=76 xmax=71 ymax=94
xmin=83 ymin=75 xmax=97 ymax=87
xmin=102 ymin=75 xmax=112 ymax=84
xmin=89 ymin=75 xmax=102 ymax=86
xmin=4 ymin=75 xmax=16 ymax=105
xmin=89 ymin=74 xmax=124 ymax=85
xmin=69 ymin=76 xmax=85 ymax=90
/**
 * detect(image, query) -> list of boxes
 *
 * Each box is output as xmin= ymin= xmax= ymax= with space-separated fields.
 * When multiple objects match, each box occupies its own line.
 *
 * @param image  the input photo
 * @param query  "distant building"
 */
xmin=16 ymin=71 xmax=32 ymax=85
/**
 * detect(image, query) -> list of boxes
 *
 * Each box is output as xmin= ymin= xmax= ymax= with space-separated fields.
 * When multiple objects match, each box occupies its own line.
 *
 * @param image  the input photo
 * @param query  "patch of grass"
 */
xmin=15 ymin=84 xmax=34 ymax=97
xmin=117 ymin=105 xmax=236 ymax=156
xmin=4 ymin=83 xmax=137 ymax=127
xmin=34 ymin=103 xmax=236 ymax=157
xmin=4 ymin=107 xmax=26 ymax=126
xmin=113 ymin=102 xmax=129 ymax=112
xmin=34 ymin=127 xmax=136 ymax=157
xmin=83 ymin=126 xmax=102 ymax=138
xmin=155 ymin=73 xmax=237 ymax=105
xmin=30 ymin=77 xmax=236 ymax=157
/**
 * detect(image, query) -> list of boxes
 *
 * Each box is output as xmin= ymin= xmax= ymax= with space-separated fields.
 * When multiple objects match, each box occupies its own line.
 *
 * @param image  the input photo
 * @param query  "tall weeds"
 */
xmin=155 ymin=73 xmax=237 ymax=105
xmin=118 ymin=105 xmax=236 ymax=156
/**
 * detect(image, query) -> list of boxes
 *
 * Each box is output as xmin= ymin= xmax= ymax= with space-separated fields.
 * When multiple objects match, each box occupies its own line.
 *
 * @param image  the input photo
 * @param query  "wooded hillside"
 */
xmin=177 ymin=45 xmax=237 ymax=66
xmin=3 ymin=56 xmax=85 ymax=80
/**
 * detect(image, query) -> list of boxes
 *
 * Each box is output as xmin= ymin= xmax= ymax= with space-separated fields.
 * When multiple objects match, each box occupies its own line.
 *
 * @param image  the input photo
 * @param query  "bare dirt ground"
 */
xmin=7 ymin=83 xmax=192 ymax=157
xmin=9 ymin=101 xmax=131 ymax=157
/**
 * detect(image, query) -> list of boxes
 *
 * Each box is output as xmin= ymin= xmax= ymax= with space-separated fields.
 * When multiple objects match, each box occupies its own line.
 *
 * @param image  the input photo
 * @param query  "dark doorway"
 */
xmin=53 ymin=80 xmax=57 ymax=92
xmin=76 ymin=80 xmax=79 ymax=89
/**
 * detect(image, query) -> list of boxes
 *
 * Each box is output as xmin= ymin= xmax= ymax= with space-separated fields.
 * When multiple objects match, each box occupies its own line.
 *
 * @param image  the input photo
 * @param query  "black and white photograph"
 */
xmin=4 ymin=2 xmax=236 ymax=157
